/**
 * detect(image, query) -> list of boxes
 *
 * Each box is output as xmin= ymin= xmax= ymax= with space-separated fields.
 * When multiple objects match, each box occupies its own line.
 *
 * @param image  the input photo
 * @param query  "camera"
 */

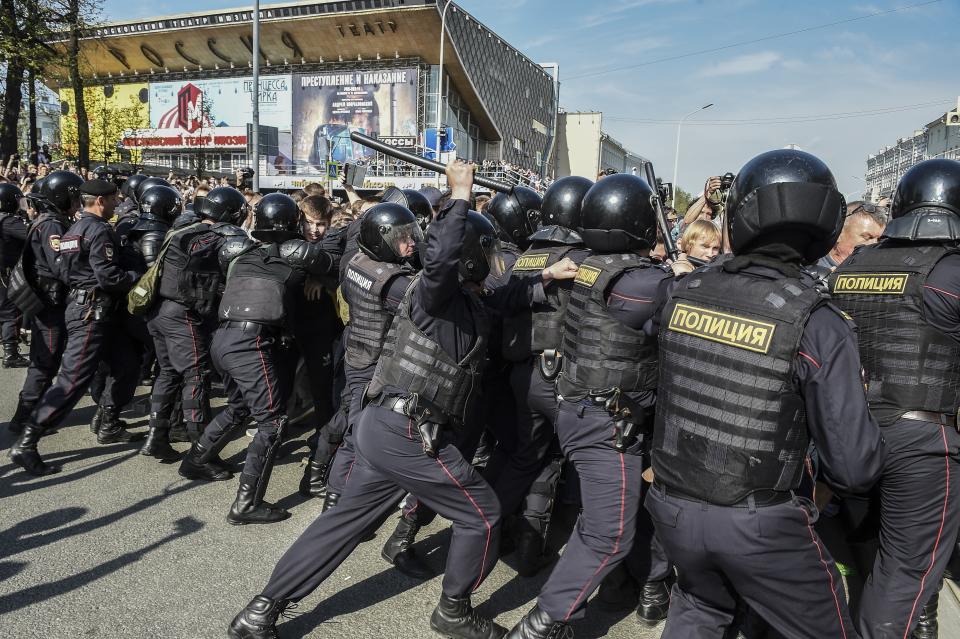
xmin=720 ymin=172 xmax=735 ymax=190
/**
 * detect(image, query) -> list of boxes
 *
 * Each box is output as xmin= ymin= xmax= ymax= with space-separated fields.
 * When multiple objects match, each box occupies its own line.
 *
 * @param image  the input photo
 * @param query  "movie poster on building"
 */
xmin=291 ymin=68 xmax=418 ymax=171
xmin=60 ymin=83 xmax=149 ymax=162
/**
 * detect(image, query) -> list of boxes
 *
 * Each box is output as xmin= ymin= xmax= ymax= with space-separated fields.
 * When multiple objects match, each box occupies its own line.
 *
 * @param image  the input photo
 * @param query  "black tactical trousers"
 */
xmin=32 ymin=301 xmax=130 ymax=429
xmin=100 ymin=311 xmax=150 ymax=410
xmin=200 ymin=325 xmax=286 ymax=485
xmin=147 ymin=300 xmax=213 ymax=429
xmin=536 ymin=400 xmax=646 ymax=622
xmin=324 ymin=364 xmax=377 ymax=496
xmin=0 ymin=283 xmax=21 ymax=346
xmin=19 ymin=306 xmax=66 ymax=403
xmin=261 ymin=405 xmax=501 ymax=602
xmin=858 ymin=418 xmax=960 ymax=639
xmin=647 ymin=485 xmax=854 ymax=639
xmin=488 ymin=359 xmax=560 ymax=517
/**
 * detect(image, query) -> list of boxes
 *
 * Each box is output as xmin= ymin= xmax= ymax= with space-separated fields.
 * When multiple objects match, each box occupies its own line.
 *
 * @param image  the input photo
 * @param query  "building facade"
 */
xmin=865 ymin=99 xmax=960 ymax=202
xmin=45 ymin=0 xmax=558 ymax=189
xmin=554 ymin=111 xmax=648 ymax=179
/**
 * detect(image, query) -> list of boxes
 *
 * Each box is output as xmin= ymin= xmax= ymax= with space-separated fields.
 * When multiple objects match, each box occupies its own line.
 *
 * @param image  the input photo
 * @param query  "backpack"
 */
xmin=127 ymin=223 xmax=204 ymax=316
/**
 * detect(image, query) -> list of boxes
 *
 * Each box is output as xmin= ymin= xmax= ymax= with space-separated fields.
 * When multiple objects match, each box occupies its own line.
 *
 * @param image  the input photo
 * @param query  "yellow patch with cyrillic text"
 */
xmin=514 ymin=253 xmax=550 ymax=271
xmin=832 ymin=273 xmax=909 ymax=295
xmin=668 ymin=303 xmax=776 ymax=354
xmin=574 ymin=264 xmax=601 ymax=287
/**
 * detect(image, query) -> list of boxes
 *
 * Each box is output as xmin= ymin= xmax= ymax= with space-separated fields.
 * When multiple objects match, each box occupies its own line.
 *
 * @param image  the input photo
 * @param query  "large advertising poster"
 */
xmin=60 ymin=83 xmax=149 ymax=162
xmin=123 ymin=75 xmax=293 ymax=157
xmin=291 ymin=68 xmax=418 ymax=171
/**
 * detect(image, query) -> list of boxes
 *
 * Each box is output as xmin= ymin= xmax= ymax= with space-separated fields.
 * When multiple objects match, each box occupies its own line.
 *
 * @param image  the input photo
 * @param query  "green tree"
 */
xmin=672 ymin=185 xmax=694 ymax=215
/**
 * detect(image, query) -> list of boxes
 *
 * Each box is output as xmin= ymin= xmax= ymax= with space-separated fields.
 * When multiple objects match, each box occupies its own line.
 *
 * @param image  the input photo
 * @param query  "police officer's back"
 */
xmin=0 ymin=183 xmax=30 ymax=367
xmin=647 ymin=149 xmax=886 ymax=639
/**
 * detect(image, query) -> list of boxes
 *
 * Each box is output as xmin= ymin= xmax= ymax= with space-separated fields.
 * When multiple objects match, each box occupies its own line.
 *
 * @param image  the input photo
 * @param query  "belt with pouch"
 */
xmin=900 ymin=410 xmax=959 ymax=431
xmin=69 ymin=288 xmax=95 ymax=304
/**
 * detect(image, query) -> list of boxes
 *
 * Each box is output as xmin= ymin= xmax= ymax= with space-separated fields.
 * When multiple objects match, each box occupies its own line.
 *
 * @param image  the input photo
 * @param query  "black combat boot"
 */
xmin=8 ymin=396 xmax=36 ymax=435
xmin=227 ymin=595 xmax=288 ymax=639
xmin=2 ymin=343 xmax=28 ymax=368
xmin=298 ymin=460 xmax=328 ymax=498
xmin=515 ymin=520 xmax=548 ymax=578
xmin=139 ymin=416 xmax=180 ymax=461
xmin=8 ymin=424 xmax=60 ymax=476
xmin=97 ymin=406 xmax=145 ymax=444
xmin=504 ymin=605 xmax=571 ymax=639
xmin=430 ymin=593 xmax=507 ymax=639
xmin=636 ymin=579 xmax=670 ymax=626
xmin=89 ymin=404 xmax=106 ymax=435
xmin=178 ymin=441 xmax=233 ymax=481
xmin=168 ymin=421 xmax=191 ymax=443
xmin=912 ymin=588 xmax=939 ymax=639
xmin=322 ymin=492 xmax=340 ymax=512
xmin=227 ymin=479 xmax=290 ymax=525
xmin=381 ymin=513 xmax=435 ymax=579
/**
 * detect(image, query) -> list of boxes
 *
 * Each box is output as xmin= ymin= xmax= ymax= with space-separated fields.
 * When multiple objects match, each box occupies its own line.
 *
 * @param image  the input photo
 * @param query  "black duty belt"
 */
xmin=69 ymin=288 xmax=95 ymax=304
xmin=221 ymin=320 xmax=277 ymax=334
xmin=900 ymin=410 xmax=959 ymax=431
xmin=654 ymin=483 xmax=792 ymax=508
xmin=379 ymin=395 xmax=416 ymax=417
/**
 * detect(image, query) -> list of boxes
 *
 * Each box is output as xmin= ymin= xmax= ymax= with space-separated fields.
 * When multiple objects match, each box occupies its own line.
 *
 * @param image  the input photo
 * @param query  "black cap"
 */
xmin=79 ymin=179 xmax=119 ymax=197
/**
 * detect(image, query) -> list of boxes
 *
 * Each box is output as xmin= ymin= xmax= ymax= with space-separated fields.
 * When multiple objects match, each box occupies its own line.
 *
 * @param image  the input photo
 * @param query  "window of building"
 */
xmin=531 ymin=119 xmax=547 ymax=135
xmin=513 ymin=137 xmax=524 ymax=151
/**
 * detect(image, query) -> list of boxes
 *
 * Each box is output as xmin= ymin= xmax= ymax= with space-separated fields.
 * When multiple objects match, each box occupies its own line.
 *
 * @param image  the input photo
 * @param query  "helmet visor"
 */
xmin=382 ymin=221 xmax=424 ymax=259
xmin=480 ymin=234 xmax=507 ymax=280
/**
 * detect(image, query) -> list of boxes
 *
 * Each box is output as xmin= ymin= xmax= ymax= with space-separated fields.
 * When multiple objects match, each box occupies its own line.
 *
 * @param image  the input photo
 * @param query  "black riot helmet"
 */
xmin=252 ymin=193 xmax=301 ymax=243
xmin=579 ymin=173 xmax=657 ymax=252
xmin=381 ymin=186 xmax=433 ymax=231
xmin=199 ymin=186 xmax=248 ymax=225
xmin=486 ymin=186 xmax=543 ymax=250
xmin=358 ymin=202 xmax=424 ymax=264
xmin=460 ymin=210 xmax=506 ymax=283
xmin=93 ymin=166 xmax=110 ymax=180
xmin=541 ymin=176 xmax=593 ymax=230
xmin=725 ymin=149 xmax=844 ymax=262
xmin=0 ymin=183 xmax=25 ymax=214
xmin=138 ymin=185 xmax=183 ymax=224
xmin=121 ymin=174 xmax=148 ymax=201
xmin=134 ymin=176 xmax=171 ymax=203
xmin=40 ymin=170 xmax=84 ymax=213
xmin=883 ymin=159 xmax=960 ymax=241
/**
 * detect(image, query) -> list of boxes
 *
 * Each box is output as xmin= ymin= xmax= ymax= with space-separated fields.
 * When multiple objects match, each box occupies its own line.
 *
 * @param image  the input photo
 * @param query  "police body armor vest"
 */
xmin=367 ymin=277 xmax=489 ymax=423
xmin=218 ymin=244 xmax=294 ymax=326
xmin=502 ymin=244 xmax=577 ymax=362
xmin=343 ymin=252 xmax=411 ymax=369
xmin=0 ymin=213 xmax=26 ymax=270
xmin=556 ymin=253 xmax=660 ymax=400
xmin=829 ymin=242 xmax=960 ymax=416
xmin=652 ymin=266 xmax=824 ymax=505
xmin=159 ymin=226 xmax=225 ymax=316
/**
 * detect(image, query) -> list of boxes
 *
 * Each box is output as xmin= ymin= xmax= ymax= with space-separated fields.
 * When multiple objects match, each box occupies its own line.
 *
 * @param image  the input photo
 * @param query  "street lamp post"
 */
xmin=435 ymin=0 xmax=454 ymax=186
xmin=251 ymin=0 xmax=260 ymax=192
xmin=672 ymin=103 xmax=713 ymax=209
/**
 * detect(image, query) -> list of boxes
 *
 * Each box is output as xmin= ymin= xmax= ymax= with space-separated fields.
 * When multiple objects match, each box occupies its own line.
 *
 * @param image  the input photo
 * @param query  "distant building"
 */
xmin=865 ymin=98 xmax=960 ymax=202
xmin=555 ymin=111 xmax=648 ymax=179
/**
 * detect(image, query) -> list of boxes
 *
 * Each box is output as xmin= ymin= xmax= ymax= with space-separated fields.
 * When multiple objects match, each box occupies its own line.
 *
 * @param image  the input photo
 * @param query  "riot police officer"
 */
xmin=141 ymin=186 xmax=249 ymax=461
xmin=115 ymin=173 xmax=147 ymax=221
xmin=90 ymin=185 xmax=183 ymax=440
xmin=0 ymin=183 xmax=29 ymax=368
xmin=7 ymin=171 xmax=81 ymax=434
xmin=829 ymin=158 xmax=960 ymax=639
xmin=645 ymin=149 xmax=886 ymax=639
xmin=505 ymin=174 xmax=675 ymax=638
xmin=299 ymin=202 xmax=419 ymax=502
xmin=227 ymin=161 xmax=537 ymax=639
xmin=9 ymin=179 xmax=142 ymax=476
xmin=496 ymin=176 xmax=591 ymax=575
xmin=188 ymin=193 xmax=338 ymax=525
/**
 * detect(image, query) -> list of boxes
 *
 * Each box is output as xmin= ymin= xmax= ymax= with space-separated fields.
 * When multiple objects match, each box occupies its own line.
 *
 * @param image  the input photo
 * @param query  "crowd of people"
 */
xmin=1 ymin=145 xmax=958 ymax=639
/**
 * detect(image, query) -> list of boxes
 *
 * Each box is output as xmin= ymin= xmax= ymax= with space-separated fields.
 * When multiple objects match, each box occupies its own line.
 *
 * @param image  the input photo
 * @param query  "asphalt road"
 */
xmin=1 ymin=364 xmax=958 ymax=639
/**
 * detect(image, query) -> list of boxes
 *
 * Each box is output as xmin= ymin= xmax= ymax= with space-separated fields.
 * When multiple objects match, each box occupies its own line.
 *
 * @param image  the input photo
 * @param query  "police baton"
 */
xmin=348 ymin=132 xmax=515 ymax=194
xmin=642 ymin=161 xmax=680 ymax=261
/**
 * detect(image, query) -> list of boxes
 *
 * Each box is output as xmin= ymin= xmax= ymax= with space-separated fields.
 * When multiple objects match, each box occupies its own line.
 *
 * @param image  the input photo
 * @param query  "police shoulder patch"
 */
xmin=832 ymin=272 xmax=909 ymax=295
xmin=105 ymin=245 xmax=114 ymax=259
xmin=513 ymin=253 xmax=550 ymax=272
xmin=49 ymin=235 xmax=61 ymax=252
xmin=574 ymin=264 xmax=602 ymax=287
xmin=667 ymin=303 xmax=776 ymax=354
xmin=59 ymin=235 xmax=81 ymax=253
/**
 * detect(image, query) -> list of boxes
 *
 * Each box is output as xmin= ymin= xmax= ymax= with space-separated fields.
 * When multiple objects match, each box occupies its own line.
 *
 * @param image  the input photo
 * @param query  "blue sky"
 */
xmin=100 ymin=0 xmax=959 ymax=197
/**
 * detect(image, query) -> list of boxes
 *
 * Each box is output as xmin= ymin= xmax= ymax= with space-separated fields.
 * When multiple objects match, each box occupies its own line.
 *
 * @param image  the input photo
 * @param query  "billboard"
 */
xmin=291 ymin=68 xmax=418 ymax=170
xmin=59 ymin=83 xmax=149 ymax=163
xmin=120 ymin=75 xmax=293 ymax=160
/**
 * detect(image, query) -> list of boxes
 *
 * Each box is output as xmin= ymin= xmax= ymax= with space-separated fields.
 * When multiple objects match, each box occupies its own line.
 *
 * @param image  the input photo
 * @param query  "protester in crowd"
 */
xmin=816 ymin=200 xmax=887 ymax=271
xmin=671 ymin=219 xmax=722 ymax=275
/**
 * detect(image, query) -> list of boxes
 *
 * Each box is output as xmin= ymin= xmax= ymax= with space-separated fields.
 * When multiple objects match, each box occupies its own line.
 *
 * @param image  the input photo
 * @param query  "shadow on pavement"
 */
xmin=0 ymin=515 xmax=204 ymax=615
xmin=0 ymin=447 xmax=142 ymax=497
